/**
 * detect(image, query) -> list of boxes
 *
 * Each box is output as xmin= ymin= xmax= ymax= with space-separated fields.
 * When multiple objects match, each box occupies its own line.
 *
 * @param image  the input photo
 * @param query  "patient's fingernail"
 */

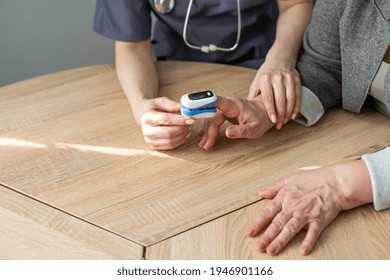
xmin=226 ymin=129 xmax=234 ymax=138
xmin=185 ymin=119 xmax=195 ymax=125
xmin=267 ymin=245 xmax=277 ymax=255
xmin=246 ymin=226 xmax=254 ymax=236
xmin=257 ymin=241 xmax=266 ymax=252
xmin=292 ymin=113 xmax=297 ymax=119
xmin=271 ymin=114 xmax=277 ymax=123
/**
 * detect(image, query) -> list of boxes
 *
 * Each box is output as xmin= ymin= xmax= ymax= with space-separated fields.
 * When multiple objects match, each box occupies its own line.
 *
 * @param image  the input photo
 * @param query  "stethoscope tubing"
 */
xmin=154 ymin=0 xmax=242 ymax=53
xmin=182 ymin=0 xmax=241 ymax=53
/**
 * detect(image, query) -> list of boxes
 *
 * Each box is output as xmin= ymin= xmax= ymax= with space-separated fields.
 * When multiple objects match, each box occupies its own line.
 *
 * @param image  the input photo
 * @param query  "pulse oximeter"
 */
xmin=180 ymin=90 xmax=217 ymax=118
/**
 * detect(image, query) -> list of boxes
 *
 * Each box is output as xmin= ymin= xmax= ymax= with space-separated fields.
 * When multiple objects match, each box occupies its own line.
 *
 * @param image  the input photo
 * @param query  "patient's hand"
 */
xmin=247 ymin=160 xmax=373 ymax=255
xmin=199 ymin=96 xmax=274 ymax=150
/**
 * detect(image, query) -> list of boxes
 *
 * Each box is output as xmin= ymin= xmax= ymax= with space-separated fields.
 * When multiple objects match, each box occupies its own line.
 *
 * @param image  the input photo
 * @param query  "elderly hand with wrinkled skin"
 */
xmin=139 ymin=97 xmax=195 ymax=150
xmin=198 ymin=96 xmax=274 ymax=150
xmin=247 ymin=160 xmax=373 ymax=256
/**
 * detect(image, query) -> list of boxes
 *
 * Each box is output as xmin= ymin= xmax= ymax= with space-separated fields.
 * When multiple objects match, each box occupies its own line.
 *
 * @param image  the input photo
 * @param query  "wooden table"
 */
xmin=1 ymin=61 xmax=390 ymax=259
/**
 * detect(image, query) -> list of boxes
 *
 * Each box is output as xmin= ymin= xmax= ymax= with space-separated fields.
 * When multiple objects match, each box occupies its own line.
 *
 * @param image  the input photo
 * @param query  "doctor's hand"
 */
xmin=137 ymin=97 xmax=195 ymax=150
xmin=246 ymin=160 xmax=373 ymax=256
xmin=248 ymin=59 xmax=301 ymax=130
xmin=198 ymin=96 xmax=274 ymax=150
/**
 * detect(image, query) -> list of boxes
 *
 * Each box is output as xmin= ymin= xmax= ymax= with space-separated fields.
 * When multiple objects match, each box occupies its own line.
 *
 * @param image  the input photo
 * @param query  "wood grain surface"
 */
xmin=0 ymin=184 xmax=142 ymax=259
xmin=146 ymin=200 xmax=390 ymax=259
xmin=1 ymin=62 xmax=390 ymax=255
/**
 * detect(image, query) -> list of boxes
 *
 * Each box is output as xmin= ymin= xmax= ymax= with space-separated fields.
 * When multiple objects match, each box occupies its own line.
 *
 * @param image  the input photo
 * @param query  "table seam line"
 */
xmin=0 ymin=181 xmax=145 ymax=249
xmin=144 ymin=198 xmax=263 ymax=255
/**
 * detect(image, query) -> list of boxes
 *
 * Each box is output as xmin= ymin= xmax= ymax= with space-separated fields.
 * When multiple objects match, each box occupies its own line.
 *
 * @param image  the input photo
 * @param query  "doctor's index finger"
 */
xmin=143 ymin=111 xmax=195 ymax=126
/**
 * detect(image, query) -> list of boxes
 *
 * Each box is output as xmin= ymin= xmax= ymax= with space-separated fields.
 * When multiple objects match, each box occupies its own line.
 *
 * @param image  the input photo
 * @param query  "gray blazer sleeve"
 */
xmin=362 ymin=148 xmax=390 ymax=211
xmin=297 ymin=0 xmax=390 ymax=211
xmin=294 ymin=0 xmax=346 ymax=126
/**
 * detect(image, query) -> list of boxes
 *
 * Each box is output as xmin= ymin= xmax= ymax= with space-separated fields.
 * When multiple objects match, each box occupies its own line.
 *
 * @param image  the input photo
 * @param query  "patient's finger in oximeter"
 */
xmin=180 ymin=90 xmax=217 ymax=118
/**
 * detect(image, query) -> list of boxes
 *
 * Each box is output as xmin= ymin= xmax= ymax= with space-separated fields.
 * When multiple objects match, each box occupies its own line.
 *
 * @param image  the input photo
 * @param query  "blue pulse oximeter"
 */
xmin=180 ymin=90 xmax=217 ymax=118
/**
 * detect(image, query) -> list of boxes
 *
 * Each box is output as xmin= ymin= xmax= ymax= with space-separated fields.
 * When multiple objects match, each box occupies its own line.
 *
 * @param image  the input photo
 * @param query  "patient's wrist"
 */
xmin=331 ymin=160 xmax=373 ymax=210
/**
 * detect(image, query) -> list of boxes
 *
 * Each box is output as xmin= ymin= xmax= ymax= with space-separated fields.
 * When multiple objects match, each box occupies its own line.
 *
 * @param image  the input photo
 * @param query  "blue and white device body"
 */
xmin=180 ymin=90 xmax=217 ymax=118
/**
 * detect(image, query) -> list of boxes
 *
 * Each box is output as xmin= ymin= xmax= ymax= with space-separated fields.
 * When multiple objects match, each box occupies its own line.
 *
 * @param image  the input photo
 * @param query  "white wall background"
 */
xmin=0 ymin=0 xmax=114 ymax=86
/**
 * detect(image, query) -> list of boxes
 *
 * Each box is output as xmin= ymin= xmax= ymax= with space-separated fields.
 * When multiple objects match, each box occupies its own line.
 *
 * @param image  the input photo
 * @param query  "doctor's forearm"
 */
xmin=267 ymin=0 xmax=313 ymax=66
xmin=115 ymin=40 xmax=159 ymax=124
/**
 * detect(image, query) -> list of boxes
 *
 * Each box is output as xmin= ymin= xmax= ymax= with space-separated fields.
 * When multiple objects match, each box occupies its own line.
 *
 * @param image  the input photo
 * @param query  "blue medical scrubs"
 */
xmin=93 ymin=0 xmax=278 ymax=69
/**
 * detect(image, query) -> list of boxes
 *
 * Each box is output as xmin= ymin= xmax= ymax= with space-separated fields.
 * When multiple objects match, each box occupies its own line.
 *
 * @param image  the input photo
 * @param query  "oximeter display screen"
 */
xmin=188 ymin=91 xmax=214 ymax=100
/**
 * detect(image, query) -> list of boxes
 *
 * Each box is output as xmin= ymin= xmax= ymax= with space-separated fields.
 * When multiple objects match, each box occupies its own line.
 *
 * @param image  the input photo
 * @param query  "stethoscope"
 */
xmin=154 ymin=0 xmax=242 ymax=53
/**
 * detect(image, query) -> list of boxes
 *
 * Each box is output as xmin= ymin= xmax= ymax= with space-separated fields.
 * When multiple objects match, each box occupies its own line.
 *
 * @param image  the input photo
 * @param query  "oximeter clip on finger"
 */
xmin=180 ymin=90 xmax=217 ymax=118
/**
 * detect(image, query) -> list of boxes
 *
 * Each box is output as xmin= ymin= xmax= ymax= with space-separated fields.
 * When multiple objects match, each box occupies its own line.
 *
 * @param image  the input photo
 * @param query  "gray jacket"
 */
xmin=297 ymin=0 xmax=390 ymax=210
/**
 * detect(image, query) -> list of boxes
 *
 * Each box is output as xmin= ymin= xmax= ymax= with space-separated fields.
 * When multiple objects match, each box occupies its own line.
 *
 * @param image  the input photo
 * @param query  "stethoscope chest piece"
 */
xmin=154 ymin=0 xmax=175 ymax=14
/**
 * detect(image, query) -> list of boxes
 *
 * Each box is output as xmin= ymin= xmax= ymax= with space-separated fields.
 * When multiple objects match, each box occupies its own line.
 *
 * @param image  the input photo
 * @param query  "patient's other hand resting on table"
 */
xmin=246 ymin=160 xmax=373 ymax=255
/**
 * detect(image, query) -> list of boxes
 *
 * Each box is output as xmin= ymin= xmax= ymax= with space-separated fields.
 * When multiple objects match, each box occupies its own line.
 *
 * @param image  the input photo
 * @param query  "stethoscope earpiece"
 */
xmin=154 ymin=0 xmax=175 ymax=14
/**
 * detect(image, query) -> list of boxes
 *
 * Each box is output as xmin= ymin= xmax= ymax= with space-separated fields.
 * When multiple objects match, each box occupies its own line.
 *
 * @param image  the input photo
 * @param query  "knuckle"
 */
xmin=285 ymin=222 xmax=300 ymax=235
xmin=272 ymin=218 xmax=285 ymax=230
xmin=141 ymin=126 xmax=152 ymax=138
xmin=253 ymin=129 xmax=265 ymax=139
xmin=208 ymin=128 xmax=219 ymax=138
xmin=309 ymin=222 xmax=322 ymax=233
xmin=237 ymin=125 xmax=246 ymax=135
xmin=286 ymin=93 xmax=295 ymax=101
xmin=276 ymin=96 xmax=286 ymax=105
xmin=158 ymin=114 xmax=170 ymax=125
xmin=262 ymin=92 xmax=273 ymax=103
xmin=261 ymin=73 xmax=272 ymax=83
xmin=294 ymin=75 xmax=301 ymax=85
xmin=272 ymin=73 xmax=284 ymax=83
xmin=161 ymin=129 xmax=173 ymax=138
xmin=262 ymin=206 xmax=277 ymax=220
xmin=285 ymin=73 xmax=294 ymax=83
xmin=279 ymin=178 xmax=289 ymax=188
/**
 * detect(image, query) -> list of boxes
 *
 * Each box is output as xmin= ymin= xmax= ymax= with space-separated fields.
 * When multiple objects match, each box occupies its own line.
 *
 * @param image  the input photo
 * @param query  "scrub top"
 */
xmin=93 ymin=0 xmax=278 ymax=69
